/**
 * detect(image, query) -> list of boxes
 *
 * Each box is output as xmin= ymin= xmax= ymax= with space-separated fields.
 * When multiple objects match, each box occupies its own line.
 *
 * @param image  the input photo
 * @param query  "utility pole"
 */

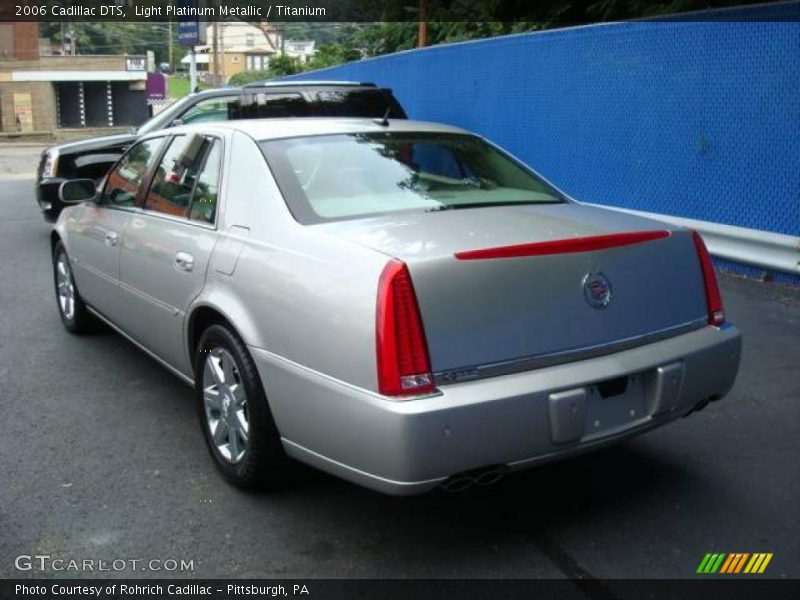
xmin=168 ymin=22 xmax=173 ymax=72
xmin=418 ymin=0 xmax=428 ymax=48
xmin=212 ymin=21 xmax=220 ymax=86
xmin=189 ymin=47 xmax=197 ymax=92
xmin=219 ymin=22 xmax=225 ymax=84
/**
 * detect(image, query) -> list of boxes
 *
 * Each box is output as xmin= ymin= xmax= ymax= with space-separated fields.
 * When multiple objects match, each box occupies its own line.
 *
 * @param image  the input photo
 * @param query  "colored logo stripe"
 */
xmin=697 ymin=553 xmax=726 ymax=573
xmin=744 ymin=553 xmax=774 ymax=574
xmin=697 ymin=553 xmax=773 ymax=574
xmin=719 ymin=553 xmax=749 ymax=573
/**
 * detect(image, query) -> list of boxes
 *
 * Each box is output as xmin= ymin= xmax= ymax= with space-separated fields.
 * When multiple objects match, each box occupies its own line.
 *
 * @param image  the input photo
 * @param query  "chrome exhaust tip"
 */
xmin=440 ymin=466 xmax=507 ymax=492
xmin=684 ymin=395 xmax=717 ymax=417
xmin=474 ymin=470 xmax=505 ymax=487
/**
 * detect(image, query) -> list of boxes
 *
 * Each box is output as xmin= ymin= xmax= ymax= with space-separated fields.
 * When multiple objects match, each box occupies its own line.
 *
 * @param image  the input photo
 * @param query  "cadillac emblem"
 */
xmin=582 ymin=272 xmax=612 ymax=309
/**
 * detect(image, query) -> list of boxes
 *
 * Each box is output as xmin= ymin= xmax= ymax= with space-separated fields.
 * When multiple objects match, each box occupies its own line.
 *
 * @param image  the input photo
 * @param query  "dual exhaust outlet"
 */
xmin=441 ymin=393 xmax=723 ymax=492
xmin=683 ymin=394 xmax=722 ymax=418
xmin=440 ymin=466 xmax=507 ymax=493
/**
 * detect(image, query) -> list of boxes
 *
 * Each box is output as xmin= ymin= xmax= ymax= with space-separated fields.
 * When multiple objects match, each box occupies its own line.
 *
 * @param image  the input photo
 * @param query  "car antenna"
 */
xmin=374 ymin=107 xmax=391 ymax=127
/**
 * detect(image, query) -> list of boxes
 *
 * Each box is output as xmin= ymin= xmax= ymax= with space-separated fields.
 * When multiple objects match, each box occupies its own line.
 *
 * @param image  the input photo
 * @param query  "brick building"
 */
xmin=0 ymin=23 xmax=149 ymax=138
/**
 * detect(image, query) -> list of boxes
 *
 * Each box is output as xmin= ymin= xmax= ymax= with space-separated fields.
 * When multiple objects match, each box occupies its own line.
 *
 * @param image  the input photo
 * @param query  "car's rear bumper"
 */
xmin=251 ymin=323 xmax=741 ymax=495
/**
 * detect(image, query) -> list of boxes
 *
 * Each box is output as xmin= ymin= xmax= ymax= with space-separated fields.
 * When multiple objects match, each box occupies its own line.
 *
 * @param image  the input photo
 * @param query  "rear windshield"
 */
xmin=260 ymin=132 xmax=566 ymax=224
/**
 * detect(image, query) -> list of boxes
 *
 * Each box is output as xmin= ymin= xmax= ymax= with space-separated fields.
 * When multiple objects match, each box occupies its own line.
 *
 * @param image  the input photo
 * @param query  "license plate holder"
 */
xmin=584 ymin=374 xmax=648 ymax=439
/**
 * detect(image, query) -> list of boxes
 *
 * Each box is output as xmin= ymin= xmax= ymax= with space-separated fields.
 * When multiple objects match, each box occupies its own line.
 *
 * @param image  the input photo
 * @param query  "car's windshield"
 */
xmin=260 ymin=132 xmax=566 ymax=224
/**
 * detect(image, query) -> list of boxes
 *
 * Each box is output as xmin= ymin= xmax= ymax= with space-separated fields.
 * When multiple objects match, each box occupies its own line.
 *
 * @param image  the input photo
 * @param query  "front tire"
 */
xmin=53 ymin=240 xmax=93 ymax=334
xmin=195 ymin=324 xmax=290 ymax=489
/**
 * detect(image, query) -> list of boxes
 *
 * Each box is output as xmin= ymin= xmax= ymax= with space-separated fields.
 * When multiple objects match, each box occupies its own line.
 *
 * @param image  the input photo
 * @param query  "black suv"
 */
xmin=36 ymin=81 xmax=407 ymax=221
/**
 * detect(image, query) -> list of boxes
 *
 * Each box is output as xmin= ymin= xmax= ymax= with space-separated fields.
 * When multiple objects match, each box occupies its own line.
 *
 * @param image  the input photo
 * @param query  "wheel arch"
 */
xmin=187 ymin=300 xmax=260 ymax=371
xmin=188 ymin=305 xmax=233 ymax=370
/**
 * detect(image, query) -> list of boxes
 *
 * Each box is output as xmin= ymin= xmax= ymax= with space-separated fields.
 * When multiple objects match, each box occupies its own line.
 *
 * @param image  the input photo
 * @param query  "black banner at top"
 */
xmin=2 ymin=0 xmax=799 ymax=23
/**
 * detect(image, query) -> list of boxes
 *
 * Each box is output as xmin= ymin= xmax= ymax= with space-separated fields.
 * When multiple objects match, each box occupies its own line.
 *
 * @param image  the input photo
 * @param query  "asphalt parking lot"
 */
xmin=0 ymin=169 xmax=798 ymax=583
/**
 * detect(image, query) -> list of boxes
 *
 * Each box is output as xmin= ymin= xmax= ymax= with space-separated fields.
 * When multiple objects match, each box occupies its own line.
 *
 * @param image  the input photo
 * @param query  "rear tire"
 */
xmin=52 ymin=240 xmax=94 ymax=334
xmin=195 ymin=324 xmax=290 ymax=489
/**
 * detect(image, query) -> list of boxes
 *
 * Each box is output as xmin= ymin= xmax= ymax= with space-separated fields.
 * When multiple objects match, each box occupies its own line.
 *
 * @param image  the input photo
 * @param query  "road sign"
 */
xmin=177 ymin=0 xmax=206 ymax=46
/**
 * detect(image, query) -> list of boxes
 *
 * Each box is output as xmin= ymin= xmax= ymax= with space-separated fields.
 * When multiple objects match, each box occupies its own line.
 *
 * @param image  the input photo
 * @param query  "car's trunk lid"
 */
xmin=318 ymin=203 xmax=709 ymax=378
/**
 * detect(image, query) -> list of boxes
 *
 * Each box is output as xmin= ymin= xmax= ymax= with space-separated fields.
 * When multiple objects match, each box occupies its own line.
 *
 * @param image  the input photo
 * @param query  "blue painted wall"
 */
xmin=283 ymin=6 xmax=799 ymax=241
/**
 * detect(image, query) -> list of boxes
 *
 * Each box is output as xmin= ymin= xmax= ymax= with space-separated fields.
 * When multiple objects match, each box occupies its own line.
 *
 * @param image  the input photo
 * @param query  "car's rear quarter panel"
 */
xmin=196 ymin=130 xmax=388 ymax=391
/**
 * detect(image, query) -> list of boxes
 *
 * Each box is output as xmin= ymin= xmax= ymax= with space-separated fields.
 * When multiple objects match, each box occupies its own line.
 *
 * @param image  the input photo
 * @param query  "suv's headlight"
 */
xmin=40 ymin=149 xmax=59 ymax=179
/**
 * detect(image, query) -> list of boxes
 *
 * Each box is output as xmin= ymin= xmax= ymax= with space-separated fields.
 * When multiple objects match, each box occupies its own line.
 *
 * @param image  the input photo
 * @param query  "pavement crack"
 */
xmin=525 ymin=531 xmax=622 ymax=600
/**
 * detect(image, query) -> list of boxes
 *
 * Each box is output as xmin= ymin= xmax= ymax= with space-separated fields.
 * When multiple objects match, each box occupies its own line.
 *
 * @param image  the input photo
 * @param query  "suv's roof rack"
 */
xmin=241 ymin=80 xmax=377 ymax=89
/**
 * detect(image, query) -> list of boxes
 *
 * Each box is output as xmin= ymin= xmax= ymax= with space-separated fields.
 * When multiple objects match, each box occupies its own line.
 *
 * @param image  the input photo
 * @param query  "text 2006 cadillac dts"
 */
xmin=50 ymin=118 xmax=741 ymax=495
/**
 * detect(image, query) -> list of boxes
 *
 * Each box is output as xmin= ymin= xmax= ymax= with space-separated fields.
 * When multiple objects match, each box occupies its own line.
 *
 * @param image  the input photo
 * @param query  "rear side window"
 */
xmin=145 ymin=135 xmax=221 ymax=224
xmin=237 ymin=92 xmax=309 ymax=118
xmin=316 ymin=90 xmax=406 ymax=118
xmin=188 ymin=141 xmax=221 ymax=224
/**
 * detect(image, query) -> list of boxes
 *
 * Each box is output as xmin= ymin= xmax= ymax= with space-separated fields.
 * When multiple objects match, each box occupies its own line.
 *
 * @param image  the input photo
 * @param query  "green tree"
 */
xmin=228 ymin=70 xmax=272 ymax=86
xmin=341 ymin=0 xmax=762 ymax=58
xmin=267 ymin=54 xmax=303 ymax=77
xmin=227 ymin=54 xmax=303 ymax=86
xmin=306 ymin=44 xmax=362 ymax=71
xmin=40 ymin=22 xmax=177 ymax=66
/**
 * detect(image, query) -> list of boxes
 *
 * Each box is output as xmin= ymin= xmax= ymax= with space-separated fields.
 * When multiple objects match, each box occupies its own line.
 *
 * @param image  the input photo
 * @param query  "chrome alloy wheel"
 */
xmin=203 ymin=347 xmax=249 ymax=463
xmin=55 ymin=254 xmax=76 ymax=321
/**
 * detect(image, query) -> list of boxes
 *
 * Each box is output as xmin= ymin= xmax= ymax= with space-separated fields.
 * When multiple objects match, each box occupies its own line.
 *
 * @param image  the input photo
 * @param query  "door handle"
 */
xmin=105 ymin=231 xmax=118 ymax=247
xmin=174 ymin=252 xmax=194 ymax=272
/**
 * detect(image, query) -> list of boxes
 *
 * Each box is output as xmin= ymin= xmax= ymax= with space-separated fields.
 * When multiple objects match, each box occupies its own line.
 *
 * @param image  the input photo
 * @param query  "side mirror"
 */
xmin=58 ymin=179 xmax=97 ymax=204
xmin=170 ymin=118 xmax=184 ymax=128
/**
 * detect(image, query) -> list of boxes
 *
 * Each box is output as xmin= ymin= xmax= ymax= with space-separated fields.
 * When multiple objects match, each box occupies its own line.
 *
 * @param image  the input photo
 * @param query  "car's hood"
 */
xmin=315 ymin=202 xmax=678 ymax=261
xmin=46 ymin=132 xmax=139 ymax=156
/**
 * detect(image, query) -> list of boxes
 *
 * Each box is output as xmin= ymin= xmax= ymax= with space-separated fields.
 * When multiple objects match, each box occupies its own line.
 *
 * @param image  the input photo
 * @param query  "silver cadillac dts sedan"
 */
xmin=51 ymin=118 xmax=742 ymax=495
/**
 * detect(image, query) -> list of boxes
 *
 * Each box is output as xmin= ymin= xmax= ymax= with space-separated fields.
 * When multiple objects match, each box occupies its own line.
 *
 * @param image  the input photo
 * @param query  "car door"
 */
xmin=67 ymin=137 xmax=165 ymax=320
xmin=116 ymin=134 xmax=223 ymax=373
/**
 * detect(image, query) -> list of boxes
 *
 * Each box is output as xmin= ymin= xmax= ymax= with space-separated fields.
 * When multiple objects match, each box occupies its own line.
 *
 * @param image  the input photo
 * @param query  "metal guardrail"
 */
xmin=587 ymin=204 xmax=800 ymax=275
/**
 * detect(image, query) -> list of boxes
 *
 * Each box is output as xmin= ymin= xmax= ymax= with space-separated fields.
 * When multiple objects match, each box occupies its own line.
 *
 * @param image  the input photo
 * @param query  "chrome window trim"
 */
xmin=98 ymin=204 xmax=218 ymax=232
xmin=138 ymin=207 xmax=218 ymax=231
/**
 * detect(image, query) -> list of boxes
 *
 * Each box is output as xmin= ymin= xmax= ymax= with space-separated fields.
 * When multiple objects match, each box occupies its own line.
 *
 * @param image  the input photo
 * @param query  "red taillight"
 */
xmin=691 ymin=230 xmax=725 ymax=326
xmin=376 ymin=260 xmax=435 ymax=397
